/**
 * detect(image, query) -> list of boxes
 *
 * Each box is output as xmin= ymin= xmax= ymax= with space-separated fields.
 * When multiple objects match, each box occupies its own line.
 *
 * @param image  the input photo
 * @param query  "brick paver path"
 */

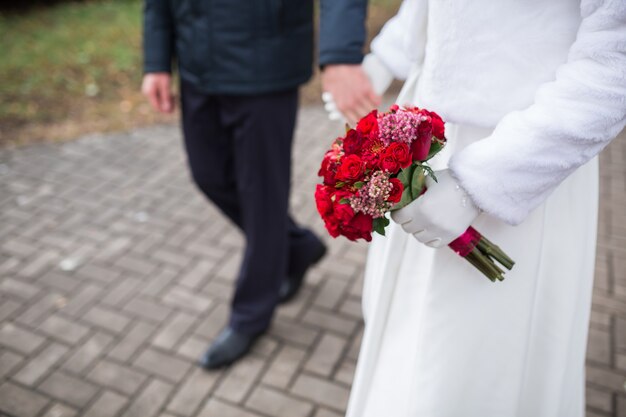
xmin=0 ymin=106 xmax=624 ymax=417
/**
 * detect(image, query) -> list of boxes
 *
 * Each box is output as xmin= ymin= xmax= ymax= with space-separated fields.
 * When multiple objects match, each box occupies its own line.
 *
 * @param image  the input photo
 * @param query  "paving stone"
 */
xmin=0 ymin=298 xmax=21 ymax=322
xmin=302 ymin=308 xmax=357 ymax=336
xmin=87 ymin=359 xmax=148 ymax=395
xmin=197 ymin=398 xmax=261 ymax=417
xmin=38 ymin=314 xmax=90 ymax=345
xmin=193 ymin=304 xmax=229 ymax=340
xmin=269 ymin=319 xmax=319 ymax=347
xmin=0 ymin=349 xmax=24 ymax=378
xmin=313 ymin=278 xmax=349 ymax=310
xmin=133 ymin=348 xmax=192 ymax=383
xmin=180 ymin=259 xmax=214 ymax=289
xmin=0 ymin=381 xmax=49 ymax=417
xmin=151 ymin=311 xmax=196 ymax=350
xmin=13 ymin=342 xmax=69 ymax=386
xmin=16 ymin=292 xmax=66 ymax=326
xmin=314 ymin=408 xmax=343 ymax=417
xmin=587 ymin=327 xmax=611 ymax=365
xmin=291 ymin=374 xmax=350 ymax=412
xmin=123 ymin=297 xmax=173 ymax=323
xmin=82 ymin=305 xmax=131 ymax=334
xmin=304 ymin=333 xmax=346 ymax=377
xmin=215 ymin=356 xmax=265 ymax=403
xmin=162 ymin=285 xmax=213 ymax=313
xmin=586 ymin=385 xmax=613 ymax=414
xmin=0 ymin=277 xmax=40 ymax=299
xmin=121 ymin=378 xmax=173 ymax=417
xmin=0 ymin=322 xmax=46 ymax=354
xmin=246 ymin=386 xmax=313 ymax=417
xmin=62 ymin=331 xmax=113 ymax=375
xmin=41 ymin=403 xmax=78 ymax=417
xmin=107 ymin=321 xmax=157 ymax=362
xmin=39 ymin=371 xmax=98 ymax=408
xmin=166 ymin=367 xmax=220 ymax=416
xmin=176 ymin=334 xmax=208 ymax=361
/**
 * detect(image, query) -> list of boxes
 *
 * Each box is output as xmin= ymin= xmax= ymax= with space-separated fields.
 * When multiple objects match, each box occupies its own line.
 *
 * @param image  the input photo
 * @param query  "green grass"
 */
xmin=0 ymin=0 xmax=143 ymax=128
xmin=0 ymin=0 xmax=401 ymax=146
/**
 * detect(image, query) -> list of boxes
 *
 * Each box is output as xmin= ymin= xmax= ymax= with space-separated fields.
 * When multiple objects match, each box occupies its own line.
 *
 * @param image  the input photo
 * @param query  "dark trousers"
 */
xmin=180 ymin=81 xmax=314 ymax=334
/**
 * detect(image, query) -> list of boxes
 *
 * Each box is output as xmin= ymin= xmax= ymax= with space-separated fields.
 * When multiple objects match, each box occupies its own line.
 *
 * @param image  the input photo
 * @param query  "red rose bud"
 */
xmin=336 ymin=154 xmax=365 ymax=182
xmin=388 ymin=178 xmax=404 ymax=203
xmin=356 ymin=110 xmax=379 ymax=137
xmin=411 ymin=121 xmax=433 ymax=161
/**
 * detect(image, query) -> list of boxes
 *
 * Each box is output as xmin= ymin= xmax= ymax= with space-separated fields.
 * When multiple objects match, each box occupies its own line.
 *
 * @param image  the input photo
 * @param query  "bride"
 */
xmin=320 ymin=0 xmax=625 ymax=416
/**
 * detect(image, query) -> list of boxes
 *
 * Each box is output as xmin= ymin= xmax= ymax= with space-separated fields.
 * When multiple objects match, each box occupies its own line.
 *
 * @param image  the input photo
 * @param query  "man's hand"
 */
xmin=141 ymin=72 xmax=174 ymax=114
xmin=321 ymin=64 xmax=381 ymax=125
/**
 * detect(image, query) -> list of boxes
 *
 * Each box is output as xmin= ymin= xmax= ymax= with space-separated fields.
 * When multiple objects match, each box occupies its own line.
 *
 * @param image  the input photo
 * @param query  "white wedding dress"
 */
xmin=345 ymin=1 xmax=626 ymax=416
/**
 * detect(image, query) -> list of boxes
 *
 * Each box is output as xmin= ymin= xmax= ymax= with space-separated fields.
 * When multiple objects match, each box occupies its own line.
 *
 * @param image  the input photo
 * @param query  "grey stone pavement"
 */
xmin=0 ymin=105 xmax=624 ymax=417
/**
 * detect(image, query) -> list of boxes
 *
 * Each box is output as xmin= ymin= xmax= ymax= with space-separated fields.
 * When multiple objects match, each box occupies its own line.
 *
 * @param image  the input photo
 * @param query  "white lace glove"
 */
xmin=390 ymin=170 xmax=480 ymax=248
xmin=322 ymin=53 xmax=394 ymax=121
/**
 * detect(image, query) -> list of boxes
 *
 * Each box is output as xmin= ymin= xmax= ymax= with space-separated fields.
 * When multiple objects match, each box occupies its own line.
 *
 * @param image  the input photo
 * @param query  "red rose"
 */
xmin=388 ymin=178 xmax=404 ymax=203
xmin=343 ymin=129 xmax=364 ymax=155
xmin=324 ymin=217 xmax=341 ymax=238
xmin=411 ymin=121 xmax=433 ymax=162
xmin=428 ymin=111 xmax=445 ymax=139
xmin=336 ymin=154 xmax=365 ymax=182
xmin=318 ymin=153 xmax=338 ymax=186
xmin=342 ymin=213 xmax=373 ymax=242
xmin=356 ymin=110 xmax=379 ymax=138
xmin=334 ymin=201 xmax=354 ymax=223
xmin=380 ymin=153 xmax=400 ymax=173
xmin=385 ymin=142 xmax=412 ymax=169
xmin=314 ymin=185 xmax=334 ymax=217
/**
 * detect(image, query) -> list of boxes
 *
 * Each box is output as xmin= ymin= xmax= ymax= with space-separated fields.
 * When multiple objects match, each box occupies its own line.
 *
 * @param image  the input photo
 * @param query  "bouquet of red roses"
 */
xmin=315 ymin=105 xmax=514 ymax=282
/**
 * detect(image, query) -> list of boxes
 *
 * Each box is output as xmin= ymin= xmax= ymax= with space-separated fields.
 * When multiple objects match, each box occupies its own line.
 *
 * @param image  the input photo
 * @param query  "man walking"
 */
xmin=141 ymin=0 xmax=328 ymax=369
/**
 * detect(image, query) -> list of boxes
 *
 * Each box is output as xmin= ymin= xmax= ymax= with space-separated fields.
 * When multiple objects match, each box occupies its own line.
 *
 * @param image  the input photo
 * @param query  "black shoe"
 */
xmin=279 ymin=239 xmax=327 ymax=303
xmin=198 ymin=327 xmax=260 ymax=370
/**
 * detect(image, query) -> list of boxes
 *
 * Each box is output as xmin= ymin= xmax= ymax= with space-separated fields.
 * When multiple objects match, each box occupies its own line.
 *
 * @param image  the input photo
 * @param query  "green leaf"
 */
xmin=354 ymin=181 xmax=365 ymax=189
xmin=372 ymin=216 xmax=390 ymax=236
xmin=396 ymin=164 xmax=415 ymax=189
xmin=339 ymin=198 xmax=350 ymax=204
xmin=335 ymin=181 xmax=346 ymax=188
xmin=410 ymin=167 xmax=426 ymax=200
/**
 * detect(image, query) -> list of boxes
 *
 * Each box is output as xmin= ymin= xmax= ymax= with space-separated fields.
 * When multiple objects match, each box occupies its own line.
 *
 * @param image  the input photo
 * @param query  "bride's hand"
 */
xmin=390 ymin=170 xmax=480 ymax=247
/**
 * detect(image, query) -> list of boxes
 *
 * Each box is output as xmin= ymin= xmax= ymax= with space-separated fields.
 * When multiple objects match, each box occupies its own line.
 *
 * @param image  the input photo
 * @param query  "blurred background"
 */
xmin=0 ymin=0 xmax=402 ymax=147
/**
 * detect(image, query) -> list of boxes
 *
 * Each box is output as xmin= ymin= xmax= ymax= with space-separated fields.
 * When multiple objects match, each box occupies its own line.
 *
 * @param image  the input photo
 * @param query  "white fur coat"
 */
xmin=371 ymin=0 xmax=626 ymax=225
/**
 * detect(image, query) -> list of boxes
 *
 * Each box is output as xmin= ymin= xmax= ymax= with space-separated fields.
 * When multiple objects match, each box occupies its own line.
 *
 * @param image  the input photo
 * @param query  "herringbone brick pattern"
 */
xmin=0 ymin=106 xmax=624 ymax=417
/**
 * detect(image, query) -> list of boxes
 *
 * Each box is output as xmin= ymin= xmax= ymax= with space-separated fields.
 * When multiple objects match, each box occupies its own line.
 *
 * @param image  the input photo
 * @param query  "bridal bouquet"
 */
xmin=315 ymin=105 xmax=515 ymax=282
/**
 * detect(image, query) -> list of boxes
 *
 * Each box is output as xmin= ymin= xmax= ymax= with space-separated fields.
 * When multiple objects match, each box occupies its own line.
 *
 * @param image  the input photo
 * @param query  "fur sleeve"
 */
xmin=370 ymin=0 xmax=428 ymax=80
xmin=448 ymin=0 xmax=626 ymax=225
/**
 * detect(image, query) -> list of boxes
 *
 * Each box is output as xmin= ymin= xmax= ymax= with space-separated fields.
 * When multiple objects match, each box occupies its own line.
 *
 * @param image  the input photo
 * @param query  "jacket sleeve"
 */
xmin=143 ymin=0 xmax=174 ymax=73
xmin=319 ymin=0 xmax=368 ymax=66
xmin=448 ymin=0 xmax=626 ymax=225
xmin=370 ymin=0 xmax=427 ymax=80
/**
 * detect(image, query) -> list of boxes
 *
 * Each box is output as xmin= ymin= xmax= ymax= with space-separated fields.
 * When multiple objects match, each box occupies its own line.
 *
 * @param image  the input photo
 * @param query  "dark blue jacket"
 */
xmin=143 ymin=0 xmax=367 ymax=95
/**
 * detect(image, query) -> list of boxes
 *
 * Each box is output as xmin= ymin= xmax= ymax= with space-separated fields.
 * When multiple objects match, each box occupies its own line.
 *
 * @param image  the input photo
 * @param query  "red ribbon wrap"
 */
xmin=448 ymin=226 xmax=482 ymax=257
